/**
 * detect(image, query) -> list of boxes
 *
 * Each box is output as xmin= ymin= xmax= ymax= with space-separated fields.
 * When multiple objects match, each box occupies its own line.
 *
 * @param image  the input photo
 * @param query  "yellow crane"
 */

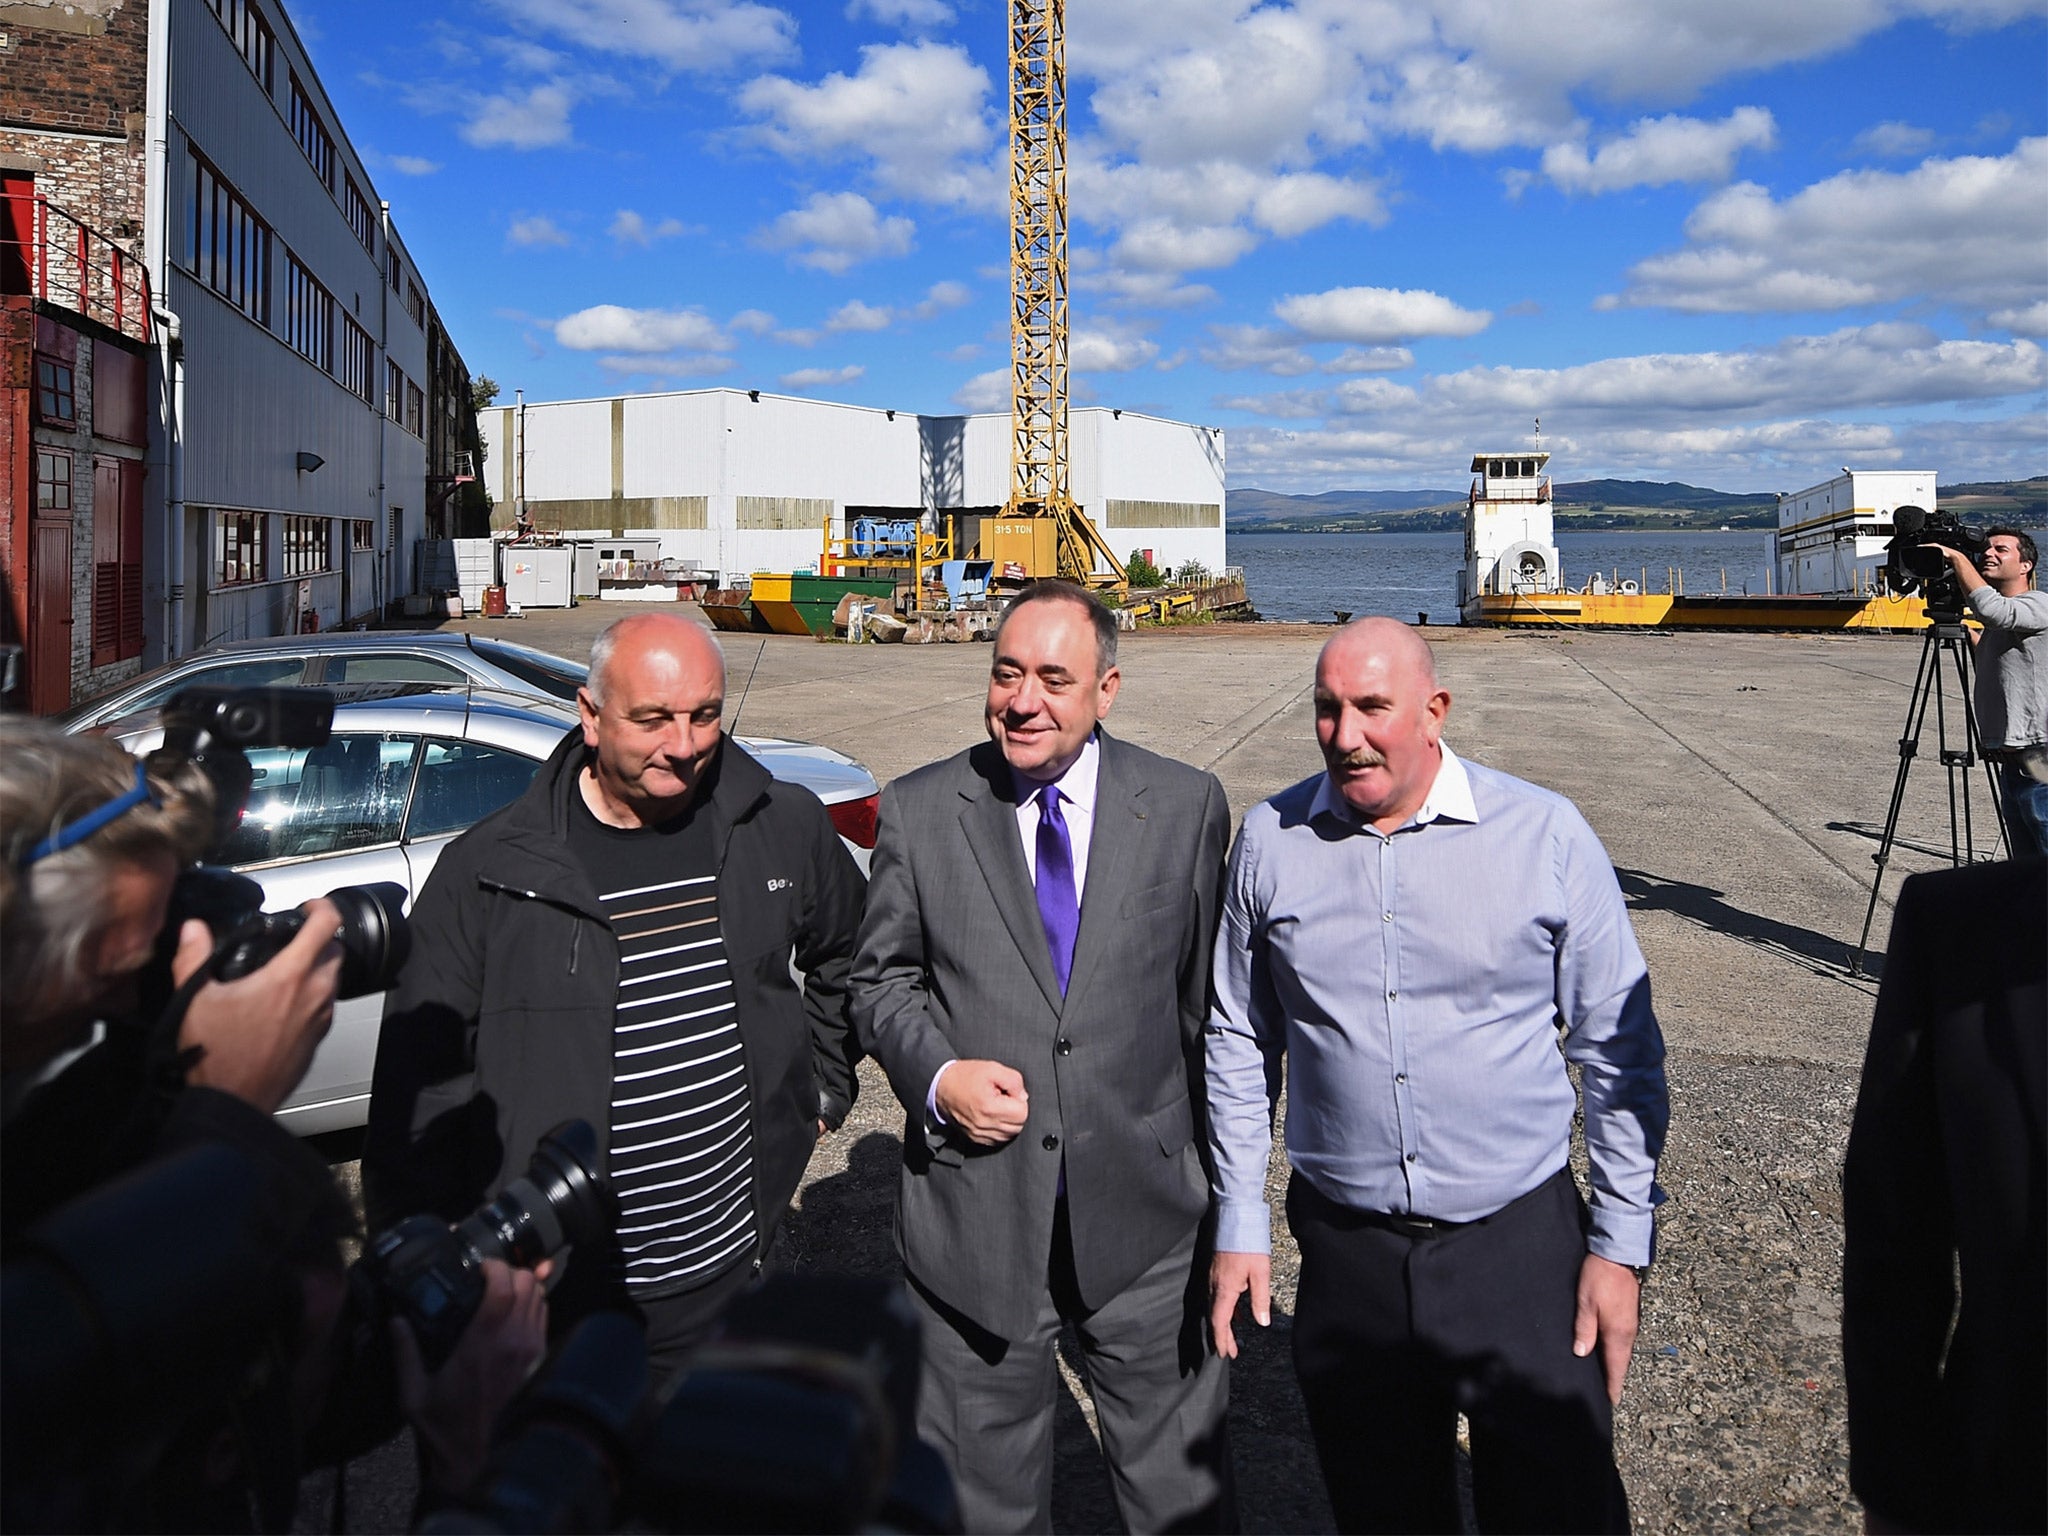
xmin=1000 ymin=0 xmax=1125 ymax=590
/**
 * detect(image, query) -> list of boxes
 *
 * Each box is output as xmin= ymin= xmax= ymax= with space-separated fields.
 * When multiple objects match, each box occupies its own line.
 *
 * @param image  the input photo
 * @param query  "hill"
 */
xmin=1228 ymin=487 xmax=1462 ymax=524
xmin=1939 ymin=476 xmax=2048 ymax=523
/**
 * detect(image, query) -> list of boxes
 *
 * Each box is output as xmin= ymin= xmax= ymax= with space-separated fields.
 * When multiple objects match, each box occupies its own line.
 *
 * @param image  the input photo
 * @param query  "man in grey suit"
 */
xmin=851 ymin=580 xmax=1235 ymax=1534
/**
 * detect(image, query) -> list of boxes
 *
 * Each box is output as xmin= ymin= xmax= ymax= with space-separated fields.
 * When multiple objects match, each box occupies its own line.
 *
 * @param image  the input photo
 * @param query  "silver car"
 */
xmin=97 ymin=684 xmax=879 ymax=1135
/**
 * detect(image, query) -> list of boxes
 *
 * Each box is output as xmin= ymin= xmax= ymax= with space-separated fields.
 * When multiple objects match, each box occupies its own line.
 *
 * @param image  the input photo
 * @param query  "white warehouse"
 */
xmin=1773 ymin=469 xmax=1936 ymax=596
xmin=478 ymin=389 xmax=1228 ymax=583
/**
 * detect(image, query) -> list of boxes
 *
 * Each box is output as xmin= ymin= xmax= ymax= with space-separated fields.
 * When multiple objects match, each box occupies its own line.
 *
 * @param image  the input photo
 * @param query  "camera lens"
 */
xmin=457 ymin=1120 xmax=611 ymax=1269
xmin=327 ymin=882 xmax=411 ymax=999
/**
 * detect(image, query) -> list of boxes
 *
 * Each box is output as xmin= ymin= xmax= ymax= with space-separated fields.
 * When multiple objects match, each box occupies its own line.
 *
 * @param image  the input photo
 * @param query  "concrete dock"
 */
xmin=327 ymin=610 xmax=2009 ymax=1533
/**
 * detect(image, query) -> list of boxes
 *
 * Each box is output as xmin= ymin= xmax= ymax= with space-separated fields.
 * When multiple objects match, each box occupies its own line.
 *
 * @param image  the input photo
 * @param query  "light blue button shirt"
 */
xmin=1205 ymin=745 xmax=1668 ymax=1269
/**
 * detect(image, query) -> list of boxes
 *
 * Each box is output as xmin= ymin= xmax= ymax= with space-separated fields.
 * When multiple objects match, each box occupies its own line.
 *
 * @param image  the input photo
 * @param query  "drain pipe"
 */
xmin=374 ymin=201 xmax=391 ymax=626
xmin=142 ymin=0 xmax=183 ymax=657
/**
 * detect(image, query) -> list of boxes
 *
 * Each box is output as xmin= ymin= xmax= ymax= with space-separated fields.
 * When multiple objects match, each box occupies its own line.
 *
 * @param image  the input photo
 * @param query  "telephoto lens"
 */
xmin=362 ymin=1121 xmax=612 ymax=1372
xmin=208 ymin=880 xmax=411 ymax=998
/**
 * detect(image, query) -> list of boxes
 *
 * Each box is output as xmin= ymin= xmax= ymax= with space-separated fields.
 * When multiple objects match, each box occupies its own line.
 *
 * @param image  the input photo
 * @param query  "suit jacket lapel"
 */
xmin=959 ymin=745 xmax=1064 ymax=1014
xmin=1062 ymin=732 xmax=1144 ymax=1012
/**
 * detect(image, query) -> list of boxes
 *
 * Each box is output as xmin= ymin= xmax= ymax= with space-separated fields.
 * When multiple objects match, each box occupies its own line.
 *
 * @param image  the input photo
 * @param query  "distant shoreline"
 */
xmin=1230 ymin=515 xmax=1778 ymax=535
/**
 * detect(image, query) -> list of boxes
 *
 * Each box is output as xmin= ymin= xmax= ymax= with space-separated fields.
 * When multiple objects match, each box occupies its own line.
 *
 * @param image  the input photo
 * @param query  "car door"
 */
xmin=227 ymin=731 xmax=423 ymax=1133
xmin=397 ymin=733 xmax=546 ymax=895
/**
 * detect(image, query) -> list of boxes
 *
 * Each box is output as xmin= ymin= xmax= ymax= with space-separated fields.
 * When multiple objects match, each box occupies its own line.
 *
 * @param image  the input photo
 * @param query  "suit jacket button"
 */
xmin=1056 ymin=1038 xmax=1072 ymax=1055
xmin=1042 ymin=1134 xmax=1059 ymax=1151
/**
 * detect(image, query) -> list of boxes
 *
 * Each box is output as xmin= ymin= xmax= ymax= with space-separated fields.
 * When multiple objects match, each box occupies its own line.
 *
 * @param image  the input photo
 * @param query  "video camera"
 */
xmin=426 ymin=1274 xmax=959 ymax=1534
xmin=143 ymin=686 xmax=411 ymax=1015
xmin=1885 ymin=505 xmax=1989 ymax=620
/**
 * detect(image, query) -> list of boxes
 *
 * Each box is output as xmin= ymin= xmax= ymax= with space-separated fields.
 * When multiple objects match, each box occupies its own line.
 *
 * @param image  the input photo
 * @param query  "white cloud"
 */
xmin=1852 ymin=120 xmax=1938 ymax=158
xmin=387 ymin=154 xmax=441 ymax=176
xmin=952 ymin=368 xmax=1010 ymax=411
xmin=1201 ymin=323 xmax=1319 ymax=377
xmin=729 ymin=308 xmax=777 ymax=335
xmin=462 ymin=82 xmax=575 ymax=149
xmin=1537 ymin=107 xmax=1777 ymax=194
xmin=780 ymin=364 xmax=867 ymax=388
xmin=1072 ymin=325 xmax=1160 ymax=373
xmin=847 ymin=0 xmax=952 ymax=27
xmin=1610 ymin=137 xmax=2048 ymax=316
xmin=826 ymin=300 xmax=893 ymax=332
xmin=609 ymin=209 xmax=690 ymax=245
xmin=1275 ymin=286 xmax=1493 ymax=343
xmin=911 ymin=279 xmax=971 ymax=318
xmin=1219 ymin=323 xmax=2047 ymax=489
xmin=757 ymin=191 xmax=916 ymax=272
xmin=554 ymin=305 xmax=730 ymax=353
xmin=1989 ymin=300 xmax=2048 ymax=337
xmin=507 ymin=214 xmax=574 ymax=248
xmin=596 ymin=352 xmax=733 ymax=378
xmin=739 ymin=42 xmax=998 ymax=208
xmin=486 ymin=0 xmax=796 ymax=73
xmin=1325 ymin=346 xmax=1415 ymax=373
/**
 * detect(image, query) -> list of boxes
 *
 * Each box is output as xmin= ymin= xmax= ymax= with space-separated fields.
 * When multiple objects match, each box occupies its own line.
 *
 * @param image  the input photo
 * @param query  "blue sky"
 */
xmin=293 ymin=0 xmax=2047 ymax=492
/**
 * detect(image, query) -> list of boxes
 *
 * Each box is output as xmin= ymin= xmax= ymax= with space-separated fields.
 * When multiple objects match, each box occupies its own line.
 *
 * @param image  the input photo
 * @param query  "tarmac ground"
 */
xmin=303 ymin=605 xmax=2010 ymax=1533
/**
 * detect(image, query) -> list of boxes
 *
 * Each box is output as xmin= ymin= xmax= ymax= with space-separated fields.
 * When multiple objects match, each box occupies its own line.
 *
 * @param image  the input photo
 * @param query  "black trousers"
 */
xmin=1287 ymin=1167 xmax=1630 ymax=1535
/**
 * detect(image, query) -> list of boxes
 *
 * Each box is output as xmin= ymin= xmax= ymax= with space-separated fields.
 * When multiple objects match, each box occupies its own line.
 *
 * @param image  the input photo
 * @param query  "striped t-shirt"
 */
xmin=566 ymin=788 xmax=756 ymax=1299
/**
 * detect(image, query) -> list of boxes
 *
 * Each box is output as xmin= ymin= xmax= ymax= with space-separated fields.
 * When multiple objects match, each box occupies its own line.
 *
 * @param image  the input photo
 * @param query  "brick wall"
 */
xmin=0 ymin=0 xmax=151 ymax=240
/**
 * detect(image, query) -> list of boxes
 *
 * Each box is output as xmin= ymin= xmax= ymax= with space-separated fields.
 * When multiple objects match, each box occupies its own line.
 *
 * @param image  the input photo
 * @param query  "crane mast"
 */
xmin=1006 ymin=0 xmax=1124 ymax=588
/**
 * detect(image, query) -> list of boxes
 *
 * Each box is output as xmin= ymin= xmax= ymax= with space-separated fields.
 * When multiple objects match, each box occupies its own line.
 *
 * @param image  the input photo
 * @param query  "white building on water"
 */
xmin=1772 ymin=469 xmax=1936 ymax=596
xmin=478 ymin=389 xmax=1229 ymax=584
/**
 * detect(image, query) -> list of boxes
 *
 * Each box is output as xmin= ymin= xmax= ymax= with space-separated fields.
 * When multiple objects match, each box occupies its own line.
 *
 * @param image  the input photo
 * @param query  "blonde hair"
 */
xmin=0 ymin=716 xmax=215 ymax=1026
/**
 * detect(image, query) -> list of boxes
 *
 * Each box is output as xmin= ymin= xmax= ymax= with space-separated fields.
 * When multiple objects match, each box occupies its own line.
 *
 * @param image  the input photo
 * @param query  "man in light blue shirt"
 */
xmin=1206 ymin=617 xmax=1668 ymax=1534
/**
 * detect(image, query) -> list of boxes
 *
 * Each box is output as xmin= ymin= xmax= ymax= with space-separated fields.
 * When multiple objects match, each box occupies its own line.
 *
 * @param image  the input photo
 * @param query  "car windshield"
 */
xmin=467 ymin=637 xmax=587 ymax=703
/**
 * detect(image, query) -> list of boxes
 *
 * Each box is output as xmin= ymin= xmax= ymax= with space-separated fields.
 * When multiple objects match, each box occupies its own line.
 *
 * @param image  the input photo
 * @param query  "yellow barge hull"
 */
xmin=1471 ymin=592 xmax=1931 ymax=631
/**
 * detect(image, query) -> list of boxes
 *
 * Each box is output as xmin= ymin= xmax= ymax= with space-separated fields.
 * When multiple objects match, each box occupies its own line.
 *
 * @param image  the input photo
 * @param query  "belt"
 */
xmin=1984 ymin=743 xmax=2046 ymax=764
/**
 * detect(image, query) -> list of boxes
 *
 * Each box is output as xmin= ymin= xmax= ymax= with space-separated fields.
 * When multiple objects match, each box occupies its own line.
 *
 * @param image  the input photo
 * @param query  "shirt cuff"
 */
xmin=1586 ymin=1205 xmax=1656 ymax=1270
xmin=1213 ymin=1195 xmax=1273 ymax=1256
xmin=925 ymin=1059 xmax=957 ymax=1129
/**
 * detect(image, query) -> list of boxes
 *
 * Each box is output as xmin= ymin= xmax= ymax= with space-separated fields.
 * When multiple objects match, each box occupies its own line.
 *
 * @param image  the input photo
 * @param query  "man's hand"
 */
xmin=933 ymin=1058 xmax=1030 ymax=1144
xmin=170 ymin=897 xmax=345 ymax=1113
xmin=1572 ymin=1254 xmax=1642 ymax=1405
xmin=392 ymin=1257 xmax=550 ymax=1496
xmin=1208 ymin=1251 xmax=1271 ymax=1359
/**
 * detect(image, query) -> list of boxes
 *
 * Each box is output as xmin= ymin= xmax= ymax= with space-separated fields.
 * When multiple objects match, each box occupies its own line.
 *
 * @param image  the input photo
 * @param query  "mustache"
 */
xmin=1329 ymin=749 xmax=1386 ymax=770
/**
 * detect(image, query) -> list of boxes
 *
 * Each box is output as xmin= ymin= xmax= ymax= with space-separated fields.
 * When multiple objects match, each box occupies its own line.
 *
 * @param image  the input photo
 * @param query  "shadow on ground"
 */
xmin=1616 ymin=868 xmax=1870 ymax=977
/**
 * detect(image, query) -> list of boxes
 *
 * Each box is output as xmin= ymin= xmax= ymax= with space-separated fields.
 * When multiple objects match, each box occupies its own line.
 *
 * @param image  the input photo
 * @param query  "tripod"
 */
xmin=1851 ymin=617 xmax=2010 ymax=975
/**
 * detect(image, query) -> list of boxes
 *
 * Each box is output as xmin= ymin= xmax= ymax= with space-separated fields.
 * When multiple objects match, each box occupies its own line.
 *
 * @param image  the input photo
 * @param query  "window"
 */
xmin=405 ymin=380 xmax=424 ymax=437
xmin=35 ymin=356 xmax=76 ymax=428
xmin=348 ymin=519 xmax=374 ymax=551
xmin=281 ymin=515 xmax=330 ymax=577
xmin=282 ymin=252 xmax=334 ymax=371
xmin=219 ymin=734 xmax=421 ymax=865
xmin=206 ymin=0 xmax=274 ymax=93
xmin=287 ymin=73 xmax=335 ymax=190
xmin=386 ymin=361 xmax=404 ymax=423
xmin=36 ymin=450 xmax=72 ymax=511
xmin=339 ymin=315 xmax=374 ymax=402
xmin=389 ymin=253 xmax=402 ymax=295
xmin=405 ymin=279 xmax=426 ymax=329
xmin=188 ymin=150 xmax=271 ymax=326
xmin=216 ymin=509 xmax=268 ymax=585
xmin=116 ymin=656 xmax=311 ymax=718
xmin=467 ymin=638 xmax=588 ymax=702
xmin=343 ymin=175 xmax=376 ymax=255
xmin=328 ymin=654 xmax=466 ymax=685
xmin=406 ymin=740 xmax=542 ymax=842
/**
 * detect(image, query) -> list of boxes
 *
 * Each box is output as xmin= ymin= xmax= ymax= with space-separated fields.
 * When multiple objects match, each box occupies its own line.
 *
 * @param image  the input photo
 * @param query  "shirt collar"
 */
xmin=1013 ymin=730 xmax=1101 ymax=816
xmin=1310 ymin=742 xmax=1477 ymax=834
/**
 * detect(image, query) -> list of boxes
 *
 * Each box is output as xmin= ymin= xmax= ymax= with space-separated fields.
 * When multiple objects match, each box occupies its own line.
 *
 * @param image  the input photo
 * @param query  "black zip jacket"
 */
xmin=361 ymin=728 xmax=865 ymax=1273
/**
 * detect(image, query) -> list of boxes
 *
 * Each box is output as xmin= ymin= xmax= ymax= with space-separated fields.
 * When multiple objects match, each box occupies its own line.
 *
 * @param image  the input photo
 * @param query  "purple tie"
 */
xmin=1035 ymin=784 xmax=1079 ymax=994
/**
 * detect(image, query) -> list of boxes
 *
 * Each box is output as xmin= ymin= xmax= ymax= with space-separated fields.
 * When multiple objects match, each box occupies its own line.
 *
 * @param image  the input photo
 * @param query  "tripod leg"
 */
xmin=1853 ymin=633 xmax=1942 ymax=974
xmin=1955 ymin=639 xmax=2013 ymax=858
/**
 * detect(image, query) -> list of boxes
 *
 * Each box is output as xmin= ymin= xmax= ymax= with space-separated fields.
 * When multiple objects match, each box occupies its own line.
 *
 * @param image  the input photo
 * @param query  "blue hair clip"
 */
xmin=22 ymin=760 xmax=159 ymax=866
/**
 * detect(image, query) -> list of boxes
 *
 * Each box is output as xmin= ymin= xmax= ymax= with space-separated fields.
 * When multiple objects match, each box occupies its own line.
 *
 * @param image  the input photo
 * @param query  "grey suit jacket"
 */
xmin=851 ymin=731 xmax=1231 ymax=1343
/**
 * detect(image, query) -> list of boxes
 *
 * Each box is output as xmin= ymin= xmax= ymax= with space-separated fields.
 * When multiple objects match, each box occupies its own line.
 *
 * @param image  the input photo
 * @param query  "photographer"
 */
xmin=1928 ymin=529 xmax=2048 ymax=858
xmin=1 ymin=716 xmax=549 ymax=1527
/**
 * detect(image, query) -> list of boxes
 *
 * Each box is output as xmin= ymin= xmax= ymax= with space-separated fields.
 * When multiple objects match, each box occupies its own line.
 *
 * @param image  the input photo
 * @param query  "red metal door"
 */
xmin=30 ymin=518 xmax=72 ymax=713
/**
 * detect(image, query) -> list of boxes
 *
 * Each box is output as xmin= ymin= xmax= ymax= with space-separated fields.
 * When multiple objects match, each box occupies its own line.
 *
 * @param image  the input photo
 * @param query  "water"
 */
xmin=1230 ymin=529 xmax=1778 ymax=623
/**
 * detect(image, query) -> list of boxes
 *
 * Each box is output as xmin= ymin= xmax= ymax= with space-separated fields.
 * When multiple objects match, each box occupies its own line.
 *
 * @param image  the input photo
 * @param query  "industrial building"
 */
xmin=479 ymin=388 xmax=1227 ymax=588
xmin=1772 ymin=469 xmax=1936 ymax=596
xmin=2 ymin=0 xmax=482 ymax=713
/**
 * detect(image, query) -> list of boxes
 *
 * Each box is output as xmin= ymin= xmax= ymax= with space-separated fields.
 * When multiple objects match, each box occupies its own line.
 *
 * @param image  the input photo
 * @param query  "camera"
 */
xmin=357 ymin=1120 xmax=612 ymax=1372
xmin=143 ymin=685 xmax=413 ymax=1006
xmin=1886 ymin=505 xmax=1989 ymax=617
